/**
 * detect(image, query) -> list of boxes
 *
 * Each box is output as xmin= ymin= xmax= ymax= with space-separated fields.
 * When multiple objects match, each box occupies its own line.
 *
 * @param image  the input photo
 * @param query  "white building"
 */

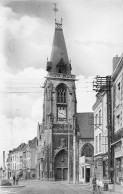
xmin=93 ymin=90 xmax=108 ymax=184
xmin=112 ymin=54 xmax=123 ymax=190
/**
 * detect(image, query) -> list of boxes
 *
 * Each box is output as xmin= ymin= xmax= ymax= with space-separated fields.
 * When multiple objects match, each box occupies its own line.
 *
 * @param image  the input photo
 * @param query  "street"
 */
xmin=0 ymin=180 xmax=91 ymax=194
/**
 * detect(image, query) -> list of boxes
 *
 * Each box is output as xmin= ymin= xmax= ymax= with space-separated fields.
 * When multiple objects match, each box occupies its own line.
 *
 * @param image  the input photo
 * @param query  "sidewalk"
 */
xmin=59 ymin=181 xmax=123 ymax=194
xmin=78 ymin=183 xmax=123 ymax=194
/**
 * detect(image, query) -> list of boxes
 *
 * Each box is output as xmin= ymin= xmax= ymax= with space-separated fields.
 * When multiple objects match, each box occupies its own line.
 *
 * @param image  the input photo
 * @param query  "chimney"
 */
xmin=113 ymin=55 xmax=120 ymax=72
xmin=3 ymin=151 xmax=5 ymax=170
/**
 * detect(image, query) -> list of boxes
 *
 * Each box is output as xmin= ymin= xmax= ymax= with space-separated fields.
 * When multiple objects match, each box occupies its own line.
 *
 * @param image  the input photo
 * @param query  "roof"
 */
xmin=51 ymin=27 xmax=68 ymax=65
xmin=28 ymin=137 xmax=37 ymax=148
xmin=112 ymin=53 xmax=123 ymax=81
xmin=46 ymin=23 xmax=71 ymax=74
xmin=9 ymin=143 xmax=27 ymax=154
xmin=75 ymin=113 xmax=94 ymax=139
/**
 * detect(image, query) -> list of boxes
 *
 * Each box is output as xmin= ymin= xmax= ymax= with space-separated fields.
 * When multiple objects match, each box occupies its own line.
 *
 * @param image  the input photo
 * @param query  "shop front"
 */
xmin=79 ymin=156 xmax=93 ymax=183
xmin=94 ymin=154 xmax=108 ymax=187
xmin=114 ymin=144 xmax=123 ymax=186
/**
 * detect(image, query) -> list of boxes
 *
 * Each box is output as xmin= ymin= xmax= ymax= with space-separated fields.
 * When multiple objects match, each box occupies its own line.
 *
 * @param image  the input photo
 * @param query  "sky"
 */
xmin=0 ymin=0 xmax=123 ymax=166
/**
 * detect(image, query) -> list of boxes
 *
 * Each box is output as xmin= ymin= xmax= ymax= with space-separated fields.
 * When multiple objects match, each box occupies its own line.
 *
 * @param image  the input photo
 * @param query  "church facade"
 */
xmin=36 ymin=21 xmax=94 ymax=182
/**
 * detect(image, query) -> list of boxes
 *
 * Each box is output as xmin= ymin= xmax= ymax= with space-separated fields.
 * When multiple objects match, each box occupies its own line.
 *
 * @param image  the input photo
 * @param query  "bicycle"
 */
xmin=93 ymin=185 xmax=102 ymax=194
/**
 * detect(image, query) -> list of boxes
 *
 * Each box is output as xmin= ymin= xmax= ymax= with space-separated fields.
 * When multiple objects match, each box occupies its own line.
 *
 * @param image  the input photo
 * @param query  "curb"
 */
xmin=0 ymin=185 xmax=25 ymax=188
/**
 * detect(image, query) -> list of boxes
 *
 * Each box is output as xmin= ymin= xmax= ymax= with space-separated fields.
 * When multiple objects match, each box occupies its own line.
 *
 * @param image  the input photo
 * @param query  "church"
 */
xmin=36 ymin=19 xmax=94 ymax=182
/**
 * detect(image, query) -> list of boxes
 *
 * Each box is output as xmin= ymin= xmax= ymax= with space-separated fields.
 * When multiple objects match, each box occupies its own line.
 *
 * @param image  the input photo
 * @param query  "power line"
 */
xmin=0 ymin=91 xmax=42 ymax=94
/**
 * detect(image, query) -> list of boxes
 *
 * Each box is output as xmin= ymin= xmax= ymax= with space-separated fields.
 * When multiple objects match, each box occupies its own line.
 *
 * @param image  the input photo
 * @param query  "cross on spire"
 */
xmin=53 ymin=3 xmax=58 ymax=22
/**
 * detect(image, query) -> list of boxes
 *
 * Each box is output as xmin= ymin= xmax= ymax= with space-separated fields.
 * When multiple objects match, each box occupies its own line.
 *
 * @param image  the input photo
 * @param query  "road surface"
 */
xmin=0 ymin=180 xmax=91 ymax=194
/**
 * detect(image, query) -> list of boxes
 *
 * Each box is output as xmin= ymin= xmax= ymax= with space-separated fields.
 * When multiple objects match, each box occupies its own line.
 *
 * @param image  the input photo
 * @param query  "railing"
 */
xmin=47 ymin=73 xmax=76 ymax=80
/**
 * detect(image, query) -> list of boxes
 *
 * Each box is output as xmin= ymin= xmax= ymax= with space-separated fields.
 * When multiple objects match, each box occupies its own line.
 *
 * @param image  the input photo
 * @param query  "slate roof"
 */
xmin=28 ymin=137 xmax=37 ymax=148
xmin=9 ymin=143 xmax=27 ymax=154
xmin=47 ymin=23 xmax=71 ymax=74
xmin=51 ymin=27 xmax=69 ymax=68
xmin=75 ymin=112 xmax=94 ymax=139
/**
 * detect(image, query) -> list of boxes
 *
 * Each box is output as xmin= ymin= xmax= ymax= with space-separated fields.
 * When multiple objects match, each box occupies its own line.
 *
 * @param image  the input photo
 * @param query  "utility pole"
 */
xmin=68 ymin=123 xmax=70 ymax=183
xmin=93 ymin=75 xmax=113 ymax=182
xmin=73 ymin=131 xmax=76 ymax=184
xmin=73 ymin=116 xmax=76 ymax=184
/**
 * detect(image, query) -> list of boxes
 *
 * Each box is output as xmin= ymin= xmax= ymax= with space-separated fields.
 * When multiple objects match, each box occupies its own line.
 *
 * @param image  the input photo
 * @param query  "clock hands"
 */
xmin=59 ymin=112 xmax=65 ymax=116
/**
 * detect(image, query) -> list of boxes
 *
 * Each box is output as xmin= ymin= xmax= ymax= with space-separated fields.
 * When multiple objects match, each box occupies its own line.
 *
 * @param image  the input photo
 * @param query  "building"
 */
xmin=112 ymin=54 xmax=123 ymax=189
xmin=74 ymin=113 xmax=94 ymax=183
xmin=7 ymin=143 xmax=26 ymax=179
xmin=25 ymin=137 xmax=37 ymax=179
xmin=92 ymin=89 xmax=109 ymax=185
xmin=7 ymin=137 xmax=37 ymax=179
xmin=36 ymin=123 xmax=45 ymax=180
xmin=36 ymin=19 xmax=77 ymax=181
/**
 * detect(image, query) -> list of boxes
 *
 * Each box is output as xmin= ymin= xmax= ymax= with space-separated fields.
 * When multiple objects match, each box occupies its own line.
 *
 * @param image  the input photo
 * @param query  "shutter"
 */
xmin=120 ymin=111 xmax=122 ymax=128
xmin=113 ymin=84 xmax=116 ymax=108
xmin=121 ymin=73 xmax=123 ymax=101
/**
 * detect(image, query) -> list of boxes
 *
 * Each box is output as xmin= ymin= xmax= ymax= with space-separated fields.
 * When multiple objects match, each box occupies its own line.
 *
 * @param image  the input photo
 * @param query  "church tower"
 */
xmin=42 ymin=20 xmax=77 ymax=181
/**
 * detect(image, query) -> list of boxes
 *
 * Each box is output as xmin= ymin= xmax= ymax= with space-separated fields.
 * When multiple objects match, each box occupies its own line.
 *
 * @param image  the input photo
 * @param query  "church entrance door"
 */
xmin=54 ymin=149 xmax=68 ymax=181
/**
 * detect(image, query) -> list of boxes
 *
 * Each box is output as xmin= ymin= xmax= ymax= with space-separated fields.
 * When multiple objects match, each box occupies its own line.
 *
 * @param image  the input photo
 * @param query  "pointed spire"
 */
xmin=46 ymin=19 xmax=71 ymax=74
xmin=46 ymin=4 xmax=71 ymax=74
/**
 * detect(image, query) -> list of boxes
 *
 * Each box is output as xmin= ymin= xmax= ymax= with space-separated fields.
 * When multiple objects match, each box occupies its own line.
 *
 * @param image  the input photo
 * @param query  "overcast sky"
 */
xmin=0 ymin=0 xmax=123 ymax=166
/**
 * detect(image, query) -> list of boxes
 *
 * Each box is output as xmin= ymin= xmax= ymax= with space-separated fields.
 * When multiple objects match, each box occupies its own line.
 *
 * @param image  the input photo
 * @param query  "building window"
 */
xmin=116 ymin=82 xmax=121 ymax=105
xmin=118 ymin=82 xmax=120 ymax=90
xmin=56 ymin=84 xmax=67 ymax=122
xmin=104 ymin=136 xmax=108 ymax=153
xmin=103 ymin=160 xmax=108 ymax=177
xmin=96 ymin=136 xmax=98 ymax=153
xmin=57 ymin=84 xmax=66 ymax=104
xmin=116 ymin=114 xmax=120 ymax=131
xmin=99 ymin=134 xmax=101 ymax=152
xmin=116 ymin=158 xmax=122 ymax=183
xmin=120 ymin=111 xmax=122 ymax=127
xmin=99 ymin=110 xmax=102 ymax=125
xmin=56 ymin=58 xmax=66 ymax=74
xmin=82 ymin=167 xmax=84 ymax=178
xmin=95 ymin=114 xmax=98 ymax=127
xmin=81 ymin=143 xmax=94 ymax=157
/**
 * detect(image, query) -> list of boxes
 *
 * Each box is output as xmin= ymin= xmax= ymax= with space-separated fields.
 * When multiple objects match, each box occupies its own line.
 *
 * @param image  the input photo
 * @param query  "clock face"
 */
xmin=58 ymin=107 xmax=66 ymax=118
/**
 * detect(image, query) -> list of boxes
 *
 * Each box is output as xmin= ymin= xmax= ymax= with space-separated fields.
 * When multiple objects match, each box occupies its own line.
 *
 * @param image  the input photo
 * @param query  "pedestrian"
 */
xmin=92 ymin=174 xmax=97 ymax=193
xmin=15 ymin=175 xmax=19 ymax=185
xmin=13 ymin=174 xmax=15 ymax=185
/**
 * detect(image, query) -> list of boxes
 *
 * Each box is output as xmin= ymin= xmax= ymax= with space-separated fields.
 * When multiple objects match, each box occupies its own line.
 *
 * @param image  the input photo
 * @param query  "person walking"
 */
xmin=15 ymin=175 xmax=19 ymax=185
xmin=92 ymin=174 xmax=97 ymax=194
xmin=13 ymin=174 xmax=15 ymax=185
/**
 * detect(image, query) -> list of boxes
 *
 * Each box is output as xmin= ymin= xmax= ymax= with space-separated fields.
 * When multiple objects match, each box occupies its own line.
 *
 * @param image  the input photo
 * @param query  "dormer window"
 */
xmin=57 ymin=58 xmax=66 ymax=74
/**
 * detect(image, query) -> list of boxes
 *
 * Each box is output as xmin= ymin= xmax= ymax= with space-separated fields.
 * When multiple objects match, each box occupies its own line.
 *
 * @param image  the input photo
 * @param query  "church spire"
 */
xmin=46 ymin=5 xmax=71 ymax=74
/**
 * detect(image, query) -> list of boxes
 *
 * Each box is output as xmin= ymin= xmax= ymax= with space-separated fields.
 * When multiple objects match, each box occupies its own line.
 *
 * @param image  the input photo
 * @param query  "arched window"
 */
xmin=81 ymin=143 xmax=94 ymax=157
xmin=57 ymin=84 xmax=67 ymax=104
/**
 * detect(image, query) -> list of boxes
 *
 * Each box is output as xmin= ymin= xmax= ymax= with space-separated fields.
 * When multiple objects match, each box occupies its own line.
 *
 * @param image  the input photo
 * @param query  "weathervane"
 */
xmin=53 ymin=3 xmax=58 ymax=22
xmin=53 ymin=3 xmax=62 ymax=29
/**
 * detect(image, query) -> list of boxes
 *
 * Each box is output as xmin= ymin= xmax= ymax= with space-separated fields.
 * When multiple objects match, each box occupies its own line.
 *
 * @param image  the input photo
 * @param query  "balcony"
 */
xmin=47 ymin=72 xmax=76 ymax=80
xmin=112 ymin=128 xmax=123 ymax=143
